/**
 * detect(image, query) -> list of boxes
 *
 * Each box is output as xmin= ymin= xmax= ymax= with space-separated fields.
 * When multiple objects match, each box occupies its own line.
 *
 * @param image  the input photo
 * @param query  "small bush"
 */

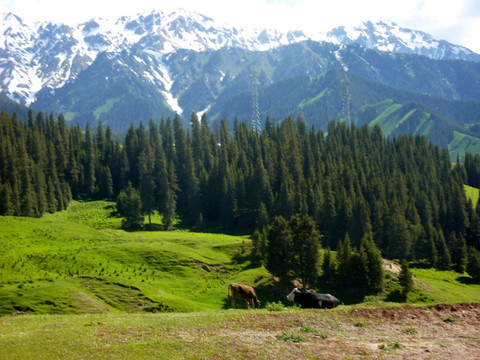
xmin=378 ymin=342 xmax=405 ymax=351
xmin=265 ymin=301 xmax=285 ymax=312
xmin=277 ymin=331 xmax=308 ymax=343
xmin=402 ymin=326 xmax=418 ymax=335
xmin=354 ymin=317 xmax=368 ymax=328
xmin=300 ymin=324 xmax=319 ymax=335
xmin=442 ymin=315 xmax=458 ymax=323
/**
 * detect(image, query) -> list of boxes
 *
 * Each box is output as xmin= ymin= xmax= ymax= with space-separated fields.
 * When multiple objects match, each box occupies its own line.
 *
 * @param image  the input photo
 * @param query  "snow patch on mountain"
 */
xmin=1 ymin=10 xmax=479 ymax=110
xmin=143 ymin=49 xmax=182 ymax=114
xmin=322 ymin=20 xmax=478 ymax=61
xmin=0 ymin=9 xmax=311 ymax=106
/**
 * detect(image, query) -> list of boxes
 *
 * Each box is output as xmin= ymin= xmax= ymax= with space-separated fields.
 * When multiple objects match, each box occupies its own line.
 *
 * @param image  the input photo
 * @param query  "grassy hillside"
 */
xmin=464 ymin=184 xmax=480 ymax=208
xmin=450 ymin=131 xmax=480 ymax=161
xmin=1 ymin=201 xmax=479 ymax=317
xmin=0 ymin=201 xmax=272 ymax=315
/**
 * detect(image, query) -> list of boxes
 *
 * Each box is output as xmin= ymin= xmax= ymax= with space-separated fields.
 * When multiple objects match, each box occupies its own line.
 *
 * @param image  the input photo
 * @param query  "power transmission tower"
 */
xmin=341 ymin=70 xmax=351 ymax=125
xmin=251 ymin=69 xmax=260 ymax=133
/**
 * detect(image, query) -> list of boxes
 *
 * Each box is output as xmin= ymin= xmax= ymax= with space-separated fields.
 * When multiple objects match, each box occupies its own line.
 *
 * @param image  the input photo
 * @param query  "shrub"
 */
xmin=265 ymin=301 xmax=285 ymax=311
xmin=277 ymin=331 xmax=308 ymax=343
xmin=378 ymin=342 xmax=405 ymax=351
xmin=442 ymin=315 xmax=457 ymax=323
xmin=402 ymin=326 xmax=418 ymax=335
xmin=300 ymin=324 xmax=319 ymax=335
xmin=354 ymin=317 xmax=368 ymax=328
xmin=319 ymin=331 xmax=329 ymax=339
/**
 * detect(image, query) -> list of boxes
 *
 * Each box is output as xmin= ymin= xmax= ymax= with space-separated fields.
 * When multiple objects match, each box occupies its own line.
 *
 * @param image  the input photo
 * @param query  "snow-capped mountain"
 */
xmin=1 ymin=8 xmax=479 ymax=138
xmin=1 ymin=9 xmax=479 ymax=108
xmin=323 ymin=20 xmax=479 ymax=61
xmin=0 ymin=9 xmax=308 ymax=106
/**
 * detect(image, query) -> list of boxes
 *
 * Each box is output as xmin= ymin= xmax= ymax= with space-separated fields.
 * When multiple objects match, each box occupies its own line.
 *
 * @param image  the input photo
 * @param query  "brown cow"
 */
xmin=228 ymin=283 xmax=261 ymax=309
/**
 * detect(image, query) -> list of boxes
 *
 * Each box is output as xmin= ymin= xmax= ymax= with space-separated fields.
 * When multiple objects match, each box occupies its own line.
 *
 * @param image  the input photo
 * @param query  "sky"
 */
xmin=2 ymin=0 xmax=480 ymax=54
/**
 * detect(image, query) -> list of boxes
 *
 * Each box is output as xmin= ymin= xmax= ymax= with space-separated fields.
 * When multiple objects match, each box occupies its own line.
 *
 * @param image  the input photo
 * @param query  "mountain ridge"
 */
xmin=1 ymin=9 xmax=480 ymax=157
xmin=1 ymin=9 xmax=479 ymax=108
xmin=323 ymin=20 xmax=480 ymax=61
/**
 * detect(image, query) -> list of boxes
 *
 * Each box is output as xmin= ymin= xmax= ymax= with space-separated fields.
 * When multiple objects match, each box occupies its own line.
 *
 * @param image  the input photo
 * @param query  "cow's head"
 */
xmin=254 ymin=298 xmax=261 ymax=308
xmin=286 ymin=288 xmax=300 ymax=301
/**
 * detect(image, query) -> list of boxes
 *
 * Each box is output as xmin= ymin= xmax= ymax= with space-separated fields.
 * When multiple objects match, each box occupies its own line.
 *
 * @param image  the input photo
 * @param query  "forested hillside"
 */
xmin=1 ymin=109 xmax=480 ymax=276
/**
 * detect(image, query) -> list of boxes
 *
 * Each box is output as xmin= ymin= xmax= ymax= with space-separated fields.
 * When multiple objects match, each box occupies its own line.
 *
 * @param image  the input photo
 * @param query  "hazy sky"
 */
xmin=2 ymin=0 xmax=480 ymax=53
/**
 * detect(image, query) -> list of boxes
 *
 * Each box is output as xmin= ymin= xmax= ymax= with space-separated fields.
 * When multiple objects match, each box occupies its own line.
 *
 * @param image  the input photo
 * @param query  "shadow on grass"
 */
xmin=456 ymin=276 xmax=480 ymax=285
xmin=120 ymin=223 xmax=164 ymax=232
xmin=385 ymin=289 xmax=407 ymax=303
xmin=104 ymin=204 xmax=116 ymax=211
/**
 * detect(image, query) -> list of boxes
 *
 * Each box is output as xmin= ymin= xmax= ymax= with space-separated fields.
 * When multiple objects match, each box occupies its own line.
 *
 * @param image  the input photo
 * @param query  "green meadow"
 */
xmin=0 ymin=200 xmax=275 ymax=315
xmin=1 ymin=201 xmax=480 ymax=359
xmin=1 ymin=200 xmax=479 ymax=317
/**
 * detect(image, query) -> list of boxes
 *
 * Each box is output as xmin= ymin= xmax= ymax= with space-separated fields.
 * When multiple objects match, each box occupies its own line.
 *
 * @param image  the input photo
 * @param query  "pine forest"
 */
xmin=2 ymin=109 xmax=480 ymax=281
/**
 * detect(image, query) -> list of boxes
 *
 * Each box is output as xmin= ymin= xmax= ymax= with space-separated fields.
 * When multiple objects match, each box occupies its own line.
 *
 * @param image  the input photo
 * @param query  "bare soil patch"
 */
xmin=196 ymin=303 xmax=480 ymax=359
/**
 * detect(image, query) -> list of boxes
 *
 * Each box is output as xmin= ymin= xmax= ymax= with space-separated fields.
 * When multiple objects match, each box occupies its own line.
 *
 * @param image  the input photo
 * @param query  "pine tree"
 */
xmin=251 ymin=229 xmax=266 ymax=263
xmin=254 ymin=201 xmax=269 ymax=232
xmin=385 ymin=204 xmax=411 ymax=260
xmin=360 ymin=231 xmax=384 ymax=294
xmin=125 ymin=123 xmax=139 ymax=187
xmin=97 ymin=165 xmax=114 ymax=199
xmin=321 ymin=248 xmax=336 ymax=284
xmin=66 ymin=125 xmax=82 ymax=198
xmin=46 ymin=177 xmax=58 ymax=213
xmin=18 ymin=154 xmax=36 ymax=217
xmin=117 ymin=184 xmax=144 ymax=228
xmin=181 ymin=135 xmax=200 ymax=225
xmin=466 ymin=246 xmax=480 ymax=281
xmin=83 ymin=124 xmax=96 ymax=197
xmin=164 ymin=160 xmax=178 ymax=231
xmin=447 ymin=183 xmax=469 ymax=236
xmin=138 ymin=147 xmax=155 ymax=224
xmin=33 ymin=164 xmax=47 ymax=216
xmin=435 ymin=227 xmax=452 ymax=270
xmin=265 ymin=216 xmax=292 ymax=280
xmin=398 ymin=259 xmax=414 ymax=296
xmin=448 ymin=232 xmax=468 ymax=273
xmin=289 ymin=214 xmax=321 ymax=287
xmin=116 ymin=188 xmax=128 ymax=215
xmin=467 ymin=201 xmax=480 ymax=248
xmin=336 ymin=234 xmax=353 ymax=285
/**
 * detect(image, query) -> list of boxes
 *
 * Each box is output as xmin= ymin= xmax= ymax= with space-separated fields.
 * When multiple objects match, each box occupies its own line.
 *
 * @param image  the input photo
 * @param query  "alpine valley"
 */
xmin=1 ymin=9 xmax=480 ymax=158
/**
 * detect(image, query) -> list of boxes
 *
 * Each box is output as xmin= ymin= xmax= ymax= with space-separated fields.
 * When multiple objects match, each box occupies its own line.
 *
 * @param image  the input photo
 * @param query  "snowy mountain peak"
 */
xmin=0 ymin=12 xmax=30 ymax=45
xmin=324 ymin=20 xmax=480 ymax=61
xmin=1 ymin=10 xmax=479 ymax=109
xmin=2 ymin=12 xmax=22 ymax=27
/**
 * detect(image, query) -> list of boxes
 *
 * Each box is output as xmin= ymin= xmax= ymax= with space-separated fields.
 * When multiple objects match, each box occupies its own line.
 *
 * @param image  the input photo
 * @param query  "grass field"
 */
xmin=464 ymin=184 xmax=480 ymax=208
xmin=0 ymin=201 xmax=274 ymax=314
xmin=2 ymin=303 xmax=480 ymax=359
xmin=1 ymin=201 xmax=480 ymax=358
xmin=1 ymin=200 xmax=479 ymax=316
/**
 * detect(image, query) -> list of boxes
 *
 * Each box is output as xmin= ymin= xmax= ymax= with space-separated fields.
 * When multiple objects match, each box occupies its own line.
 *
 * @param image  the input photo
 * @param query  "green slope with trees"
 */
xmin=210 ymin=68 xmax=480 ymax=160
xmin=2 ymin=108 xmax=480 ymax=315
xmin=1 ymin=200 xmax=479 ymax=316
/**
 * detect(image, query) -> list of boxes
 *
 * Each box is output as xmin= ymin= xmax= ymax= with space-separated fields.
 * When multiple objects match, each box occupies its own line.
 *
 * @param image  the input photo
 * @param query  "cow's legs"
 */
xmin=231 ymin=296 xmax=236 ymax=309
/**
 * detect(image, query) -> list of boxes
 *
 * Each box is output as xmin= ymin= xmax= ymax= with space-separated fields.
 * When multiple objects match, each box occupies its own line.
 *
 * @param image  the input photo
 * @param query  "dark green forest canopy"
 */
xmin=1 ymin=110 xmax=480 ymax=268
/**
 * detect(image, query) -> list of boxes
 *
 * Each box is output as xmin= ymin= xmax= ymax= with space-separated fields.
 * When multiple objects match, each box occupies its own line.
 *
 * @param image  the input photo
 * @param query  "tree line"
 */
xmin=1 ymin=109 xmax=480 ymax=280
